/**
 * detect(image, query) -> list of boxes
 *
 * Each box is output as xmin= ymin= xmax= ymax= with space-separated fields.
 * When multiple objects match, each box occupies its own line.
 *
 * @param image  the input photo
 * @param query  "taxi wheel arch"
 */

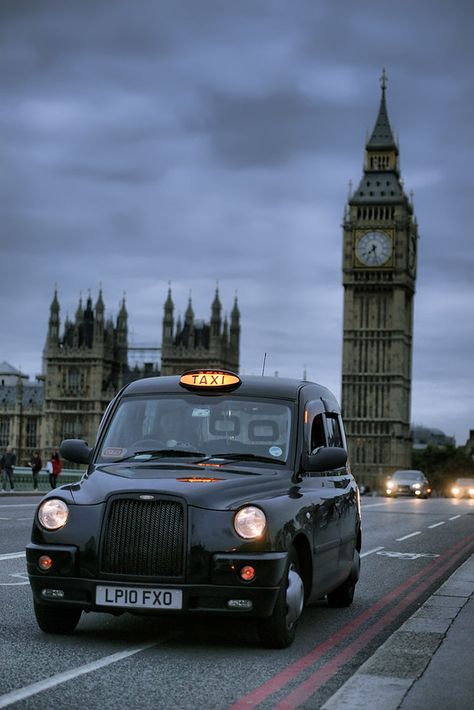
xmin=257 ymin=545 xmax=305 ymax=649
xmin=34 ymin=601 xmax=82 ymax=635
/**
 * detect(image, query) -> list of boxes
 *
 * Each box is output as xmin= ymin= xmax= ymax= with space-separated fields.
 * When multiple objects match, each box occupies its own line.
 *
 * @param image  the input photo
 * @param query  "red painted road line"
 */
xmin=228 ymin=530 xmax=474 ymax=710
xmin=275 ymin=532 xmax=474 ymax=709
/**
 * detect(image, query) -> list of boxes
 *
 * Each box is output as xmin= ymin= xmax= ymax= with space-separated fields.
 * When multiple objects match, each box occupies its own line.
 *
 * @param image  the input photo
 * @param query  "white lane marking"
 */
xmin=361 ymin=546 xmax=384 ymax=558
xmin=18 ymin=517 xmax=33 ymax=521
xmin=361 ymin=502 xmax=394 ymax=508
xmin=449 ymin=515 xmax=461 ymax=520
xmin=0 ymin=517 xmax=10 ymax=520
xmin=0 ymin=552 xmax=26 ymax=561
xmin=0 ymin=637 xmax=176 ymax=708
xmin=0 ymin=504 xmax=37 ymax=508
xmin=396 ymin=531 xmax=422 ymax=541
xmin=428 ymin=521 xmax=446 ymax=529
xmin=377 ymin=551 xmax=439 ymax=560
xmin=0 ymin=573 xmax=29 ymax=586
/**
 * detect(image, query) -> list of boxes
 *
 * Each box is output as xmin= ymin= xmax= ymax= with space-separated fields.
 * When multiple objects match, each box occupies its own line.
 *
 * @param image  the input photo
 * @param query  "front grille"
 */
xmin=100 ymin=497 xmax=185 ymax=578
xmin=397 ymin=485 xmax=411 ymax=493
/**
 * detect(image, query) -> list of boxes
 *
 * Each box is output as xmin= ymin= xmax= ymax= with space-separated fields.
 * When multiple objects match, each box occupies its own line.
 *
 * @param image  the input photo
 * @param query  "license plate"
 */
xmin=96 ymin=585 xmax=183 ymax=610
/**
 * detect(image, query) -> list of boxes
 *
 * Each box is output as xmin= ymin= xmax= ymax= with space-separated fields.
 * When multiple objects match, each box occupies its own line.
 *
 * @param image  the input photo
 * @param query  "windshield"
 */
xmin=96 ymin=394 xmax=293 ymax=465
xmin=392 ymin=470 xmax=423 ymax=482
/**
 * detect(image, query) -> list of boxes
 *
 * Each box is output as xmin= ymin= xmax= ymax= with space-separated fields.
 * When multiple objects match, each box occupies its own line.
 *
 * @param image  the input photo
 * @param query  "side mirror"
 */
xmin=303 ymin=446 xmax=347 ymax=473
xmin=59 ymin=439 xmax=92 ymax=465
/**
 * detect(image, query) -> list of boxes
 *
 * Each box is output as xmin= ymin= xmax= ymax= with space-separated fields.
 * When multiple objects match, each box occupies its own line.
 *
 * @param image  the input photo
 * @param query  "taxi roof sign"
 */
xmin=179 ymin=370 xmax=241 ymax=391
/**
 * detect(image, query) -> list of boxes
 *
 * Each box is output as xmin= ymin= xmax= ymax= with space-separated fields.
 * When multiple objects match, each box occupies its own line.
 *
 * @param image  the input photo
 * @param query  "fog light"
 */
xmin=227 ymin=599 xmax=253 ymax=610
xmin=41 ymin=589 xmax=64 ymax=599
xmin=415 ymin=489 xmax=421 ymax=496
xmin=240 ymin=565 xmax=256 ymax=582
xmin=38 ymin=555 xmax=53 ymax=571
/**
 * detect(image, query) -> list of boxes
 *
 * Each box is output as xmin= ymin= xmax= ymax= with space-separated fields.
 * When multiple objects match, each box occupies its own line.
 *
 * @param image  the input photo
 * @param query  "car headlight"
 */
xmin=412 ymin=483 xmax=421 ymax=489
xmin=234 ymin=506 xmax=266 ymax=539
xmin=386 ymin=482 xmax=394 ymax=490
xmin=452 ymin=487 xmax=460 ymax=496
xmin=38 ymin=499 xmax=69 ymax=530
xmin=469 ymin=488 xmax=474 ymax=496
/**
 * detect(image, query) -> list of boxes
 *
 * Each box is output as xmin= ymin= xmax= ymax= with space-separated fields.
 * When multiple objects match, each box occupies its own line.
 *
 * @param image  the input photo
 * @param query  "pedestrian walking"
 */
xmin=1 ymin=446 xmax=17 ymax=492
xmin=48 ymin=448 xmax=62 ymax=489
xmin=29 ymin=451 xmax=42 ymax=491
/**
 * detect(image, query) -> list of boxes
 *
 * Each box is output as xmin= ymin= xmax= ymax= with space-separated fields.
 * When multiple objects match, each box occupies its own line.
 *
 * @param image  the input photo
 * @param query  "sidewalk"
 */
xmin=322 ymin=553 xmax=474 ymax=709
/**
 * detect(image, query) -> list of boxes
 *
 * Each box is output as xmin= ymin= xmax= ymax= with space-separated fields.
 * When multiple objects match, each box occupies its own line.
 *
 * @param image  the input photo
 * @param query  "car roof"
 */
xmin=121 ymin=374 xmax=338 ymax=407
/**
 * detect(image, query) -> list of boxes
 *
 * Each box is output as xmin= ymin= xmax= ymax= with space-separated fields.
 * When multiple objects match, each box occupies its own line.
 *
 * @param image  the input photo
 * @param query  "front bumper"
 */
xmin=386 ymin=487 xmax=426 ymax=496
xmin=26 ymin=544 xmax=287 ymax=618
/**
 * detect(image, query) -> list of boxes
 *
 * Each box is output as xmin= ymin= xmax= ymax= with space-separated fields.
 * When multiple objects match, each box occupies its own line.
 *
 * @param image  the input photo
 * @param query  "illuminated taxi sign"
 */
xmin=179 ymin=370 xmax=241 ymax=391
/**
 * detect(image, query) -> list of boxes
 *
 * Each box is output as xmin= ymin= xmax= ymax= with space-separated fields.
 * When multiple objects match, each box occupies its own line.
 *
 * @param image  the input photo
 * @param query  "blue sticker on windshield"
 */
xmin=269 ymin=446 xmax=282 ymax=457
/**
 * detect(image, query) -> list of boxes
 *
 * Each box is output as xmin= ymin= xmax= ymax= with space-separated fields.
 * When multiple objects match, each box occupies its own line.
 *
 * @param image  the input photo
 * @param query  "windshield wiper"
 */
xmin=208 ymin=453 xmax=286 ymax=465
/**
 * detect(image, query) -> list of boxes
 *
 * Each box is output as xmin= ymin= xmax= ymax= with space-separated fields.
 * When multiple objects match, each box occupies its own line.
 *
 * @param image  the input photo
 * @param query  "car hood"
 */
xmin=63 ymin=462 xmax=289 ymax=510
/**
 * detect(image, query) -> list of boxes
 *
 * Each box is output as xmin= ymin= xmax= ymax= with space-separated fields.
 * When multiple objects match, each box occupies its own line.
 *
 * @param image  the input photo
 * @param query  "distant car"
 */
xmin=385 ymin=470 xmax=431 ymax=498
xmin=26 ymin=369 xmax=361 ymax=649
xmin=450 ymin=478 xmax=474 ymax=499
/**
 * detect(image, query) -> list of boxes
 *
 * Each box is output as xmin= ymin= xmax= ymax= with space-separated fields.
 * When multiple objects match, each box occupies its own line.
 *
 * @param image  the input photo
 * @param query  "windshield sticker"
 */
xmin=192 ymin=408 xmax=210 ymax=417
xmin=102 ymin=447 xmax=127 ymax=458
xmin=269 ymin=446 xmax=282 ymax=457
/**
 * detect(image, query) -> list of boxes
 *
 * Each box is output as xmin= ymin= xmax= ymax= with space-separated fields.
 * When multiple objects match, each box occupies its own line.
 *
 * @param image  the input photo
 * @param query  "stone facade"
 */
xmin=160 ymin=287 xmax=240 ymax=375
xmin=0 ymin=362 xmax=43 ymax=466
xmin=40 ymin=289 xmax=129 ymax=457
xmin=0 ymin=288 xmax=240 ymax=466
xmin=341 ymin=72 xmax=418 ymax=483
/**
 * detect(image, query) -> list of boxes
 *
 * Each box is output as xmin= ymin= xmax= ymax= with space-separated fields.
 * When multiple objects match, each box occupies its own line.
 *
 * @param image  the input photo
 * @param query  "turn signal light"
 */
xmin=38 ymin=555 xmax=53 ymax=571
xmin=240 ymin=565 xmax=256 ymax=582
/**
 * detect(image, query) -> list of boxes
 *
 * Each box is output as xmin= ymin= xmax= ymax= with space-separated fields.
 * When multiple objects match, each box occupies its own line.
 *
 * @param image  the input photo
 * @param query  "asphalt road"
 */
xmin=1 ymin=495 xmax=473 ymax=709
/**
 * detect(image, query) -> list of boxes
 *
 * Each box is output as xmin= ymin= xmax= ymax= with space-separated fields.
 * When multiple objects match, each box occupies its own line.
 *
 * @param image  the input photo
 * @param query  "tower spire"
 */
xmin=367 ymin=68 xmax=397 ymax=151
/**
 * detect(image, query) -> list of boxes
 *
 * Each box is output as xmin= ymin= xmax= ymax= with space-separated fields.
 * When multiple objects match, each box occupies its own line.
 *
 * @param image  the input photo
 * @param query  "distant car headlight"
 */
xmin=38 ymin=499 xmax=69 ymax=530
xmin=234 ymin=506 xmax=266 ymax=539
xmin=386 ymin=482 xmax=394 ymax=490
xmin=468 ymin=488 xmax=474 ymax=497
xmin=452 ymin=487 xmax=460 ymax=496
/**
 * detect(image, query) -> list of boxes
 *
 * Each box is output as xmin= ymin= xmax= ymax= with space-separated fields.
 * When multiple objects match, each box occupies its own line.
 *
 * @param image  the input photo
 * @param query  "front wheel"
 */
xmin=257 ymin=547 xmax=304 ymax=649
xmin=34 ymin=601 xmax=82 ymax=634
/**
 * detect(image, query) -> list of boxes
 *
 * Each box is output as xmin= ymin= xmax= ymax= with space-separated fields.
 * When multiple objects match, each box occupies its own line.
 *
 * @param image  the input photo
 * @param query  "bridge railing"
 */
xmin=1 ymin=466 xmax=85 ymax=494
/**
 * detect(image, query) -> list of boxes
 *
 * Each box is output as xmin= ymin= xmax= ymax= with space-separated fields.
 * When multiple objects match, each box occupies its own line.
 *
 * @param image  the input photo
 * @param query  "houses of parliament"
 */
xmin=0 ymin=288 xmax=240 ymax=465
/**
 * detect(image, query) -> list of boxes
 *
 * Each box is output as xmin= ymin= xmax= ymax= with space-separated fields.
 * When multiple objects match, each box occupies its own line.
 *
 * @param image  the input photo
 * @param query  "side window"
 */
xmin=326 ymin=414 xmax=343 ymax=448
xmin=310 ymin=414 xmax=326 ymax=452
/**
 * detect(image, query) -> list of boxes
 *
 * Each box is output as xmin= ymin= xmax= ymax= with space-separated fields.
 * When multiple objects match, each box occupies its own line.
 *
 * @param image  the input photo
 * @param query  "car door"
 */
xmin=324 ymin=412 xmax=358 ymax=578
xmin=300 ymin=403 xmax=343 ymax=597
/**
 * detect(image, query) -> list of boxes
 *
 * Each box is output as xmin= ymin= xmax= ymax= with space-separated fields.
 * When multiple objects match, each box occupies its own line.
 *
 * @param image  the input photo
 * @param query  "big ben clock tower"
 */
xmin=341 ymin=71 xmax=418 ymax=484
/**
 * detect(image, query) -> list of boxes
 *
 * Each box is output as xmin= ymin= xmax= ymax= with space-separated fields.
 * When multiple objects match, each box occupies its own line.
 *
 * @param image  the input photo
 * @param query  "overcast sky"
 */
xmin=1 ymin=0 xmax=473 ymax=444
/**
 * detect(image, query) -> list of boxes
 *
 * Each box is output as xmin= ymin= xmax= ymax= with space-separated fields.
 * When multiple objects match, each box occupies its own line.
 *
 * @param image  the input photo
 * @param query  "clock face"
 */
xmin=356 ymin=231 xmax=392 ymax=266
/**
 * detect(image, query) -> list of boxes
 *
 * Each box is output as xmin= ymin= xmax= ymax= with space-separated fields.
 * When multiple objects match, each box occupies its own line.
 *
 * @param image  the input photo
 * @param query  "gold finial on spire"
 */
xmin=380 ymin=67 xmax=388 ymax=93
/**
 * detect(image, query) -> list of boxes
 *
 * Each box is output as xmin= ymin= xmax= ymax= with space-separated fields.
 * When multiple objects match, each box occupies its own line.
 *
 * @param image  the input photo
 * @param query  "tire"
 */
xmin=34 ymin=601 xmax=82 ymax=634
xmin=326 ymin=579 xmax=355 ymax=607
xmin=257 ymin=547 xmax=305 ymax=649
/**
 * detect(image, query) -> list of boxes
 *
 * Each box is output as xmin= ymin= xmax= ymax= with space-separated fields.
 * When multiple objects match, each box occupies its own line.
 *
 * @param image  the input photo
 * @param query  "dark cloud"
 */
xmin=0 ymin=0 xmax=473 ymax=444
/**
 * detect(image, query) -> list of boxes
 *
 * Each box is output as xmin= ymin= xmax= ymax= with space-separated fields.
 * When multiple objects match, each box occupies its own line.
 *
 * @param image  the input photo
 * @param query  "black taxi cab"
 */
xmin=27 ymin=370 xmax=361 ymax=648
